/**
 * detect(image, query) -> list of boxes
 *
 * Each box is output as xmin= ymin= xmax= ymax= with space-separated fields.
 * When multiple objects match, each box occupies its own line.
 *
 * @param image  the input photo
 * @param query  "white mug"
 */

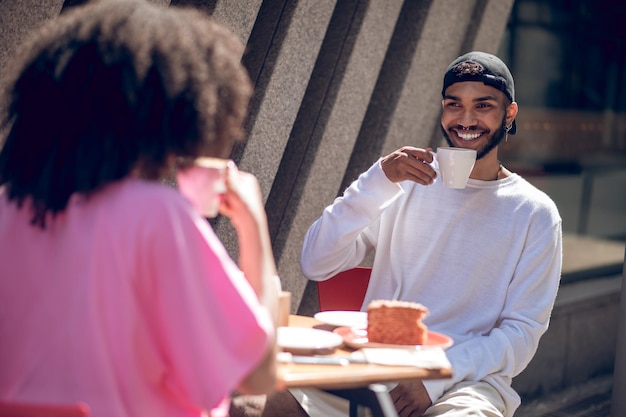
xmin=435 ymin=147 xmax=477 ymax=189
xmin=176 ymin=157 xmax=228 ymax=218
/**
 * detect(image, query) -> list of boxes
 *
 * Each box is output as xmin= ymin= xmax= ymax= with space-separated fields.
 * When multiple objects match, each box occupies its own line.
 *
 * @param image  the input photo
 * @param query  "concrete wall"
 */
xmin=0 ymin=0 xmax=514 ymax=313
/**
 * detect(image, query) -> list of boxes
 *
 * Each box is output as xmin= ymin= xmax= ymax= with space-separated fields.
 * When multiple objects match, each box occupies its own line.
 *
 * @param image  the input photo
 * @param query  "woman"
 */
xmin=0 ymin=1 xmax=279 ymax=416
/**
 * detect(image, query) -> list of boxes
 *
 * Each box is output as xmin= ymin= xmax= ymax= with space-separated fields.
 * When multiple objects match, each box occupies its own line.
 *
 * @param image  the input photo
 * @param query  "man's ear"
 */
xmin=506 ymin=102 xmax=518 ymax=126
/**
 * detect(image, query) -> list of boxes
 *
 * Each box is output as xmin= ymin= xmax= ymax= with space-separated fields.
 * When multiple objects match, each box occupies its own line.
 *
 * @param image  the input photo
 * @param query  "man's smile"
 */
xmin=452 ymin=128 xmax=484 ymax=141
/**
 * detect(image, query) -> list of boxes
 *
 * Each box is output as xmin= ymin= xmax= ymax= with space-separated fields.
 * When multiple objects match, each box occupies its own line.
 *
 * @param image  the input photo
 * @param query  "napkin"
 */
xmin=355 ymin=347 xmax=451 ymax=369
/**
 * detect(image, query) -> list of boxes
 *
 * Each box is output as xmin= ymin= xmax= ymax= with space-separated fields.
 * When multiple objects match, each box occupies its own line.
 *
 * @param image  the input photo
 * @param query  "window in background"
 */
xmin=498 ymin=0 xmax=626 ymax=240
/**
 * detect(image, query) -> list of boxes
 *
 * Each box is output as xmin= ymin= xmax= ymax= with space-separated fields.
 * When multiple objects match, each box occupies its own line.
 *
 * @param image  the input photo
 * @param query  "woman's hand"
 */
xmin=218 ymin=161 xmax=266 ymax=228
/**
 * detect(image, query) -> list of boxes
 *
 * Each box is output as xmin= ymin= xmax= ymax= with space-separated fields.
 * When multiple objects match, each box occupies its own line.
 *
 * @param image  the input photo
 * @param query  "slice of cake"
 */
xmin=367 ymin=300 xmax=429 ymax=345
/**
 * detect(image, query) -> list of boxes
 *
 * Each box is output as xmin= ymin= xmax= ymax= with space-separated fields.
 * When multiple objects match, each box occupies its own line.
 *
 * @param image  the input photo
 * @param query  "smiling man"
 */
xmin=441 ymin=51 xmax=518 ymax=180
xmin=290 ymin=52 xmax=564 ymax=417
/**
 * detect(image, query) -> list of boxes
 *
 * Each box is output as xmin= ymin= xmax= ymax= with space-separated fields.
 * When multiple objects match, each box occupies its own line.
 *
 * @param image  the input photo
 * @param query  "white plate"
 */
xmin=334 ymin=326 xmax=454 ymax=350
xmin=314 ymin=311 xmax=368 ymax=328
xmin=277 ymin=326 xmax=343 ymax=355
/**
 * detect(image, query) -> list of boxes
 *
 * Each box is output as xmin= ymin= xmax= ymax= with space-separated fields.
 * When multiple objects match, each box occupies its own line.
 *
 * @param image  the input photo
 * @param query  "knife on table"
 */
xmin=277 ymin=352 xmax=367 ymax=366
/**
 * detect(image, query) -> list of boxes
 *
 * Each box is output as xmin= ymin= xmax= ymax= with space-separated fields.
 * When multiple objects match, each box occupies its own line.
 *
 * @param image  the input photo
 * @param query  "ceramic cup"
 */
xmin=435 ymin=147 xmax=477 ymax=189
xmin=176 ymin=157 xmax=228 ymax=218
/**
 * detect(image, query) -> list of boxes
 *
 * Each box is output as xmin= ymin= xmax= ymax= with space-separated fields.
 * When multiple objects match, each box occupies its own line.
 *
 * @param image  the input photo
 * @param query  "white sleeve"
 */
xmin=300 ymin=159 xmax=403 ymax=281
xmin=425 ymin=219 xmax=562 ymax=408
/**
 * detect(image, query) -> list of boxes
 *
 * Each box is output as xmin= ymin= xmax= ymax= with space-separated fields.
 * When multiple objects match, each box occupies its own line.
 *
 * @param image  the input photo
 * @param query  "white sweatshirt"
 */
xmin=300 ymin=159 xmax=562 ymax=417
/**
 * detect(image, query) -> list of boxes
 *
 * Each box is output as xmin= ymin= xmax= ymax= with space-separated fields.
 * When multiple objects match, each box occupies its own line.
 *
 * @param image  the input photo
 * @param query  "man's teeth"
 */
xmin=458 ymin=132 xmax=481 ymax=140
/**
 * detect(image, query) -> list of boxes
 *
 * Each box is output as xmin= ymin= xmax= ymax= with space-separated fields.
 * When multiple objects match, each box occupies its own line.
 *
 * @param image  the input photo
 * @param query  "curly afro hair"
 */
xmin=0 ymin=0 xmax=252 ymax=227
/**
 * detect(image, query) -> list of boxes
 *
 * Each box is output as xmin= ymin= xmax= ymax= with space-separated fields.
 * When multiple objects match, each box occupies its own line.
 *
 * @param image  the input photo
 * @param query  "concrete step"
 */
xmin=515 ymin=372 xmax=613 ymax=417
xmin=513 ymin=274 xmax=622 ymax=401
xmin=561 ymin=234 xmax=625 ymax=284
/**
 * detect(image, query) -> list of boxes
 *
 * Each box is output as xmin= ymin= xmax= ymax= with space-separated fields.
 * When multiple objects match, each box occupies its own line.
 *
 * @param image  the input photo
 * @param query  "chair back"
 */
xmin=0 ymin=402 xmax=90 ymax=417
xmin=317 ymin=267 xmax=372 ymax=311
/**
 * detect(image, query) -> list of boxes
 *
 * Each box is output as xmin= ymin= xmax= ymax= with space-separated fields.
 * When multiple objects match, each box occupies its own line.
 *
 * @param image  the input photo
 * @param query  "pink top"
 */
xmin=0 ymin=178 xmax=274 ymax=417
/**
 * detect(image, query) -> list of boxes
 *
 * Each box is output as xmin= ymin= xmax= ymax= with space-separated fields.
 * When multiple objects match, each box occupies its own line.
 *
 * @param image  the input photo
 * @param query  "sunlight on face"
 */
xmin=440 ymin=82 xmax=516 ymax=159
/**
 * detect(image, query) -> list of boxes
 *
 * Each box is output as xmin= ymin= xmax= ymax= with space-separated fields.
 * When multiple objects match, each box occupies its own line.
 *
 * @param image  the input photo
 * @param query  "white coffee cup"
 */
xmin=176 ymin=157 xmax=228 ymax=218
xmin=435 ymin=147 xmax=477 ymax=189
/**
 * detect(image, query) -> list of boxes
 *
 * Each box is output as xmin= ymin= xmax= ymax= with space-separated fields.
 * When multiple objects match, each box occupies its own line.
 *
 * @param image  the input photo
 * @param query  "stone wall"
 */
xmin=0 ymin=0 xmax=514 ymax=313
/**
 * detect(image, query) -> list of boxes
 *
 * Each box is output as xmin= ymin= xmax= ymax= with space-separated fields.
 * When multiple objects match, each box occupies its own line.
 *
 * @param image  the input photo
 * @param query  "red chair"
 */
xmin=317 ymin=267 xmax=372 ymax=311
xmin=317 ymin=267 xmax=399 ymax=417
xmin=0 ymin=402 xmax=90 ymax=417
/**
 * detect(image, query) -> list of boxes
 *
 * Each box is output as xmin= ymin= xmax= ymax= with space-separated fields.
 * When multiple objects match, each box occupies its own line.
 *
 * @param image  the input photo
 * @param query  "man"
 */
xmin=296 ymin=51 xmax=562 ymax=417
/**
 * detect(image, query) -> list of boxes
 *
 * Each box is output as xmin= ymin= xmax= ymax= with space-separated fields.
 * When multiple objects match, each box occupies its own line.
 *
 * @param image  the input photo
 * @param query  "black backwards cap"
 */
xmin=442 ymin=51 xmax=516 ymax=134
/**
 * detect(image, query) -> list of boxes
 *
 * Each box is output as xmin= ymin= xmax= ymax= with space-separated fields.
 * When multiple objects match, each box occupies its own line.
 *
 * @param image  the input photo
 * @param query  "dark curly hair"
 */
xmin=0 ymin=0 xmax=252 ymax=228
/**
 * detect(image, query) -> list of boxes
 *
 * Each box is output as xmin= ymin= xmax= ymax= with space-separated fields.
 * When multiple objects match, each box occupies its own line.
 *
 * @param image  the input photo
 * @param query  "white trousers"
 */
xmin=423 ymin=381 xmax=505 ymax=417
xmin=291 ymin=380 xmax=506 ymax=417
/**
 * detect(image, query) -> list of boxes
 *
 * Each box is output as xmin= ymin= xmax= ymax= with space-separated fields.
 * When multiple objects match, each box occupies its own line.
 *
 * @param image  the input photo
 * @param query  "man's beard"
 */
xmin=440 ymin=117 xmax=507 ymax=160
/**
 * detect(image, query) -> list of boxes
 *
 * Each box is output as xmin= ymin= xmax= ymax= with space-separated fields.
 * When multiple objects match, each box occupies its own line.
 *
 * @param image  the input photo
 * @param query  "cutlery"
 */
xmin=277 ymin=352 xmax=367 ymax=366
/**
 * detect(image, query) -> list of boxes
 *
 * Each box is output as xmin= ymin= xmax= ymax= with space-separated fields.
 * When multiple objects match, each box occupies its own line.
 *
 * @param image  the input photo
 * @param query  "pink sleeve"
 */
xmin=138 ymin=201 xmax=274 ymax=412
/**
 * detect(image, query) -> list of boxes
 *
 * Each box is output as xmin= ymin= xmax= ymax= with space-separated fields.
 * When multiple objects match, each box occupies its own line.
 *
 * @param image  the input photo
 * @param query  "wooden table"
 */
xmin=278 ymin=315 xmax=453 ymax=417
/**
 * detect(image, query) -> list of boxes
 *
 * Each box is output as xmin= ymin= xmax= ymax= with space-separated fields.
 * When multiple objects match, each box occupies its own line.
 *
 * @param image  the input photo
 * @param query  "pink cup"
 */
xmin=176 ymin=158 xmax=228 ymax=218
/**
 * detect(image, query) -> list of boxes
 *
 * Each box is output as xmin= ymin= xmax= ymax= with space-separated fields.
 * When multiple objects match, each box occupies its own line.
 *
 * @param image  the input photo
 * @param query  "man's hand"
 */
xmin=390 ymin=380 xmax=433 ymax=417
xmin=380 ymin=146 xmax=437 ymax=185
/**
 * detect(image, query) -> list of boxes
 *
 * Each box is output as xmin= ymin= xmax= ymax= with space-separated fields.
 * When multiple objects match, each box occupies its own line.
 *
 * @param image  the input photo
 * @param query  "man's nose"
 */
xmin=457 ymin=109 xmax=478 ymax=128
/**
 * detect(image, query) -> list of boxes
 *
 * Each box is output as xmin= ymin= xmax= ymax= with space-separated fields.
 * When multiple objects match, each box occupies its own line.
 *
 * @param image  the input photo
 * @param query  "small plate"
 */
xmin=313 ymin=311 xmax=368 ymax=328
xmin=334 ymin=326 xmax=453 ymax=350
xmin=277 ymin=326 xmax=343 ymax=355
